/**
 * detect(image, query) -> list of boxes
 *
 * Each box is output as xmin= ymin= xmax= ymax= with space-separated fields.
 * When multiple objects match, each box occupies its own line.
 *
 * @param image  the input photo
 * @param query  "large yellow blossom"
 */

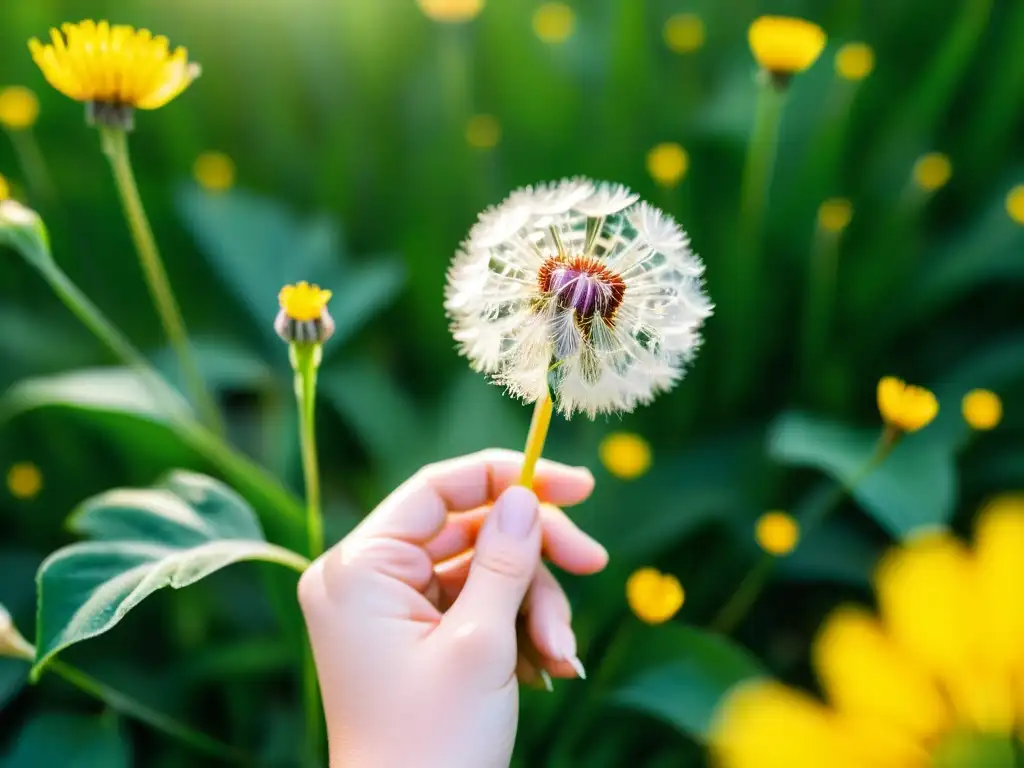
xmin=712 ymin=497 xmax=1024 ymax=767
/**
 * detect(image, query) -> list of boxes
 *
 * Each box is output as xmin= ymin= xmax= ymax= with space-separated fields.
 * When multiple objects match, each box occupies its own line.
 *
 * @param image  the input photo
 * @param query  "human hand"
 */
xmin=298 ymin=449 xmax=607 ymax=768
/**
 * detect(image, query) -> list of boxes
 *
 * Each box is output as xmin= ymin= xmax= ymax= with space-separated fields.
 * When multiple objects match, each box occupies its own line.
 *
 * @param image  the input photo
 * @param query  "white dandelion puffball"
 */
xmin=445 ymin=178 xmax=713 ymax=418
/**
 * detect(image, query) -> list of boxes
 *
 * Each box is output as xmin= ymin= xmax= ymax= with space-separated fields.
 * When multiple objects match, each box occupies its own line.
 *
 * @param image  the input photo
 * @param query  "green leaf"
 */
xmin=0 ymin=660 xmax=28 ymax=711
xmin=609 ymin=625 xmax=767 ymax=739
xmin=769 ymin=412 xmax=958 ymax=539
xmin=0 ymin=712 xmax=129 ymax=768
xmin=151 ymin=339 xmax=276 ymax=395
xmin=33 ymin=471 xmax=308 ymax=677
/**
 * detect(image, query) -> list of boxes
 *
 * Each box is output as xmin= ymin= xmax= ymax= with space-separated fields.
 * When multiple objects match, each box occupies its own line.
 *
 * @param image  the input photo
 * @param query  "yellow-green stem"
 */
xmin=7 ymin=128 xmax=56 ymax=203
xmin=519 ymin=390 xmax=554 ymax=488
xmin=99 ymin=126 xmax=222 ymax=436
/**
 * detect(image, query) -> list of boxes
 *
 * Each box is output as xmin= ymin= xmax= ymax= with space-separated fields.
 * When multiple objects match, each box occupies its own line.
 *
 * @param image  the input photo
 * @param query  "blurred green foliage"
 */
xmin=1 ymin=0 xmax=1023 ymax=764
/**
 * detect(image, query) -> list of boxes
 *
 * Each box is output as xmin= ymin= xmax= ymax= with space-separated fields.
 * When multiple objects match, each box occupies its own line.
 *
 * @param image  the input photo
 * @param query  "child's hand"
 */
xmin=299 ymin=449 xmax=607 ymax=768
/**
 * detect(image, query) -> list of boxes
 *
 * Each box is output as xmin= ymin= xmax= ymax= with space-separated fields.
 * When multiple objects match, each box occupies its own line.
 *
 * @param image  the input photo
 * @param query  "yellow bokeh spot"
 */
xmin=0 ymin=174 xmax=9 ymax=201
xmin=748 ymin=16 xmax=827 ymax=76
xmin=664 ymin=13 xmax=705 ymax=54
xmin=279 ymin=281 xmax=332 ymax=323
xmin=193 ymin=151 xmax=235 ymax=193
xmin=0 ymin=86 xmax=40 ymax=130
xmin=646 ymin=142 xmax=689 ymax=188
xmin=817 ymin=198 xmax=853 ymax=233
xmin=1005 ymin=185 xmax=1024 ymax=225
xmin=877 ymin=376 xmax=939 ymax=433
xmin=533 ymin=2 xmax=575 ymax=45
xmin=626 ymin=567 xmax=684 ymax=624
xmin=7 ymin=462 xmax=42 ymax=500
xmin=755 ymin=511 xmax=800 ymax=556
xmin=834 ymin=42 xmax=874 ymax=81
xmin=912 ymin=153 xmax=952 ymax=192
xmin=961 ymin=389 xmax=1002 ymax=431
xmin=599 ymin=432 xmax=652 ymax=480
xmin=416 ymin=0 xmax=483 ymax=22
xmin=466 ymin=114 xmax=501 ymax=150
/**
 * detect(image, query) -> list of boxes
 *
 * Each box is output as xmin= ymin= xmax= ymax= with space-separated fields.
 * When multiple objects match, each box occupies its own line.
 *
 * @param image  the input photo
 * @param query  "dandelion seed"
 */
xmin=755 ymin=511 xmax=800 ymax=556
xmin=834 ymin=42 xmax=874 ymax=81
xmin=533 ymin=3 xmax=575 ymax=45
xmin=646 ymin=143 xmax=689 ymax=188
xmin=877 ymin=376 xmax=938 ymax=433
xmin=626 ymin=567 xmax=684 ymax=624
xmin=599 ymin=432 xmax=652 ymax=480
xmin=276 ymin=282 xmax=335 ymax=345
xmin=1005 ymin=184 xmax=1024 ymax=225
xmin=912 ymin=153 xmax=952 ymax=193
xmin=6 ymin=462 xmax=42 ymax=500
xmin=962 ymin=389 xmax=1002 ymax=431
xmin=417 ymin=0 xmax=484 ymax=23
xmin=445 ymin=178 xmax=712 ymax=418
xmin=466 ymin=114 xmax=501 ymax=150
xmin=816 ymin=198 xmax=853 ymax=234
xmin=193 ymin=152 xmax=235 ymax=192
xmin=664 ymin=13 xmax=705 ymax=54
xmin=748 ymin=16 xmax=826 ymax=79
xmin=0 ymin=86 xmax=40 ymax=130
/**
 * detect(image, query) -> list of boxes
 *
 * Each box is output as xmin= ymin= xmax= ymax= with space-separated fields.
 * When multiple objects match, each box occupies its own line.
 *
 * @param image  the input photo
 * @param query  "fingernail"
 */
xmin=540 ymin=670 xmax=554 ymax=692
xmin=496 ymin=486 xmax=538 ymax=539
xmin=549 ymin=626 xmax=586 ymax=679
xmin=568 ymin=656 xmax=586 ymax=680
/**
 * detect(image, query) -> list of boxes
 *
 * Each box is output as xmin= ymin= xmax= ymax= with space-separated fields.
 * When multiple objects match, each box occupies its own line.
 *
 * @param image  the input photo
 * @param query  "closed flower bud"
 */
xmin=276 ymin=282 xmax=335 ymax=345
xmin=0 ymin=604 xmax=35 ymax=661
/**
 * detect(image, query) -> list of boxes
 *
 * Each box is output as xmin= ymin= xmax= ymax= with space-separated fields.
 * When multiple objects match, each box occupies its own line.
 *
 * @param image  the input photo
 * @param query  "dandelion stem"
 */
xmin=7 ymin=128 xmax=57 ymax=204
xmin=519 ymin=389 xmax=554 ymax=488
xmin=98 ymin=126 xmax=222 ymax=436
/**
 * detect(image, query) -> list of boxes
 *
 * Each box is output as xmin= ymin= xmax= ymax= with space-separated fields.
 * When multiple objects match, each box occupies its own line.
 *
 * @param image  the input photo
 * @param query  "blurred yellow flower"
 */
xmin=466 ymin=114 xmax=501 ymax=150
xmin=912 ymin=152 xmax=952 ymax=192
xmin=961 ymin=389 xmax=1002 ymax=431
xmin=193 ymin=152 xmax=235 ymax=192
xmin=877 ymin=376 xmax=938 ymax=433
xmin=7 ymin=462 xmax=42 ymax=500
xmin=1006 ymin=184 xmax=1024 ymax=225
xmin=664 ymin=13 xmax=705 ymax=54
xmin=646 ymin=143 xmax=689 ymax=188
xmin=416 ymin=0 xmax=483 ymax=22
xmin=0 ymin=174 xmax=9 ymax=201
xmin=713 ymin=502 xmax=1024 ymax=767
xmin=599 ymin=432 xmax=652 ymax=480
xmin=755 ymin=511 xmax=800 ymax=556
xmin=533 ymin=3 xmax=575 ymax=44
xmin=816 ymin=198 xmax=853 ymax=233
xmin=748 ymin=16 xmax=826 ymax=76
xmin=29 ymin=21 xmax=200 ymax=126
xmin=626 ymin=567 xmax=684 ymax=624
xmin=0 ymin=86 xmax=40 ymax=130
xmin=834 ymin=42 xmax=874 ymax=81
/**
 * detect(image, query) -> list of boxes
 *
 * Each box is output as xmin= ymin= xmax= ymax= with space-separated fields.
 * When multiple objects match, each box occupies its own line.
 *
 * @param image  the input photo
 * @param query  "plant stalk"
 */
xmin=519 ymin=390 xmax=554 ymax=488
xmin=799 ymin=227 xmax=841 ymax=402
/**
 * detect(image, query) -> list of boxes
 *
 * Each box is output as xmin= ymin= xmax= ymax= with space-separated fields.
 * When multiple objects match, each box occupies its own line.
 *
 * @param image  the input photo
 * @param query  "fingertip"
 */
xmin=533 ymin=464 xmax=595 ymax=506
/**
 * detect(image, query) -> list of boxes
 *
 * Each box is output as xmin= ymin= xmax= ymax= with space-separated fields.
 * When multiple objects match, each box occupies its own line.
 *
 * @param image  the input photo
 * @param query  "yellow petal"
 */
xmin=748 ymin=16 xmax=827 ymax=75
xmin=974 ymin=500 xmax=1024 ymax=673
xmin=625 ymin=567 xmax=683 ymax=624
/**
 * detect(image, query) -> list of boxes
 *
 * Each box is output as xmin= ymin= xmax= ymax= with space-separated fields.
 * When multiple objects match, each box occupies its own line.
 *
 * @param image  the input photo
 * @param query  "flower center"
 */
xmin=538 ymin=256 xmax=625 ymax=321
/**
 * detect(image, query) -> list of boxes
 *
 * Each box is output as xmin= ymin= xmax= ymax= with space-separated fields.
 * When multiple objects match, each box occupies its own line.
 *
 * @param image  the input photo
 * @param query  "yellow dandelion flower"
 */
xmin=755 ymin=511 xmax=800 ymax=556
xmin=533 ymin=3 xmax=575 ymax=45
xmin=877 ymin=376 xmax=938 ymax=433
xmin=275 ymin=281 xmax=335 ymax=344
xmin=28 ymin=21 xmax=200 ymax=129
xmin=466 ymin=114 xmax=501 ymax=150
xmin=626 ymin=567 xmax=684 ymax=624
xmin=7 ymin=462 xmax=42 ymax=500
xmin=664 ymin=13 xmax=705 ymax=54
xmin=0 ymin=86 xmax=40 ymax=130
xmin=599 ymin=432 xmax=652 ymax=480
xmin=816 ymin=198 xmax=853 ymax=233
xmin=713 ymin=501 xmax=1024 ymax=767
xmin=1005 ymin=185 xmax=1024 ymax=225
xmin=0 ymin=174 xmax=9 ymax=201
xmin=748 ymin=16 xmax=827 ymax=77
xmin=912 ymin=152 xmax=952 ymax=192
xmin=961 ymin=389 xmax=1002 ymax=431
xmin=834 ymin=42 xmax=874 ymax=81
xmin=646 ymin=143 xmax=689 ymax=188
xmin=416 ymin=0 xmax=484 ymax=23
xmin=193 ymin=152 xmax=235 ymax=192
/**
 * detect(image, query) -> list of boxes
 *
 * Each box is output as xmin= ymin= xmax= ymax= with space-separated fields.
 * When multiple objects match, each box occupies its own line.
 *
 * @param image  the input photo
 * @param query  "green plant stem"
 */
xmin=711 ymin=427 xmax=899 ymax=635
xmin=98 ymin=126 xmax=222 ymax=436
xmin=7 ymin=128 xmax=57 ymax=204
xmin=47 ymin=659 xmax=246 ymax=763
xmin=799 ymin=228 xmax=841 ymax=402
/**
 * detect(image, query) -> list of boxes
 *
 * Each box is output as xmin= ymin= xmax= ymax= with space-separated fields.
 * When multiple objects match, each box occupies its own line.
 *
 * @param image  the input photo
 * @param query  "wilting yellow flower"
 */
xmin=817 ymin=198 xmax=853 ymax=233
xmin=466 ymin=114 xmax=501 ymax=150
xmin=626 ymin=567 xmax=684 ymax=624
xmin=877 ymin=376 xmax=938 ymax=433
xmin=193 ymin=152 xmax=235 ymax=192
xmin=7 ymin=462 xmax=42 ymax=499
xmin=0 ymin=175 xmax=9 ymax=201
xmin=755 ymin=511 xmax=800 ymax=556
xmin=748 ymin=16 xmax=826 ymax=77
xmin=533 ymin=3 xmax=575 ymax=44
xmin=276 ymin=282 xmax=335 ymax=344
xmin=834 ymin=42 xmax=874 ymax=81
xmin=0 ymin=86 xmax=40 ymax=130
xmin=646 ymin=143 xmax=689 ymax=188
xmin=962 ymin=389 xmax=1002 ymax=431
xmin=712 ymin=502 xmax=1024 ymax=767
xmin=664 ymin=13 xmax=705 ymax=54
xmin=599 ymin=432 xmax=652 ymax=480
xmin=29 ymin=21 xmax=200 ymax=128
xmin=416 ymin=0 xmax=483 ymax=22
xmin=912 ymin=152 xmax=952 ymax=192
xmin=1006 ymin=185 xmax=1024 ymax=225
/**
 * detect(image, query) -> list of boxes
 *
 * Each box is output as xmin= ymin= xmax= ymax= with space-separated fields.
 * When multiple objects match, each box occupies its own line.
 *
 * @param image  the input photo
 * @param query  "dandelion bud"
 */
xmin=0 ymin=199 xmax=47 ymax=254
xmin=748 ymin=16 xmax=826 ymax=85
xmin=877 ymin=376 xmax=938 ymax=433
xmin=0 ymin=604 xmax=35 ymax=661
xmin=626 ymin=567 xmax=684 ymax=624
xmin=275 ymin=282 xmax=335 ymax=345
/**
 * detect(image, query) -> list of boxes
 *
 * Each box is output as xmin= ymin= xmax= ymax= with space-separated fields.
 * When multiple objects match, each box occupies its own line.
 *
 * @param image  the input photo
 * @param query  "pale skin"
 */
xmin=298 ymin=449 xmax=608 ymax=768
